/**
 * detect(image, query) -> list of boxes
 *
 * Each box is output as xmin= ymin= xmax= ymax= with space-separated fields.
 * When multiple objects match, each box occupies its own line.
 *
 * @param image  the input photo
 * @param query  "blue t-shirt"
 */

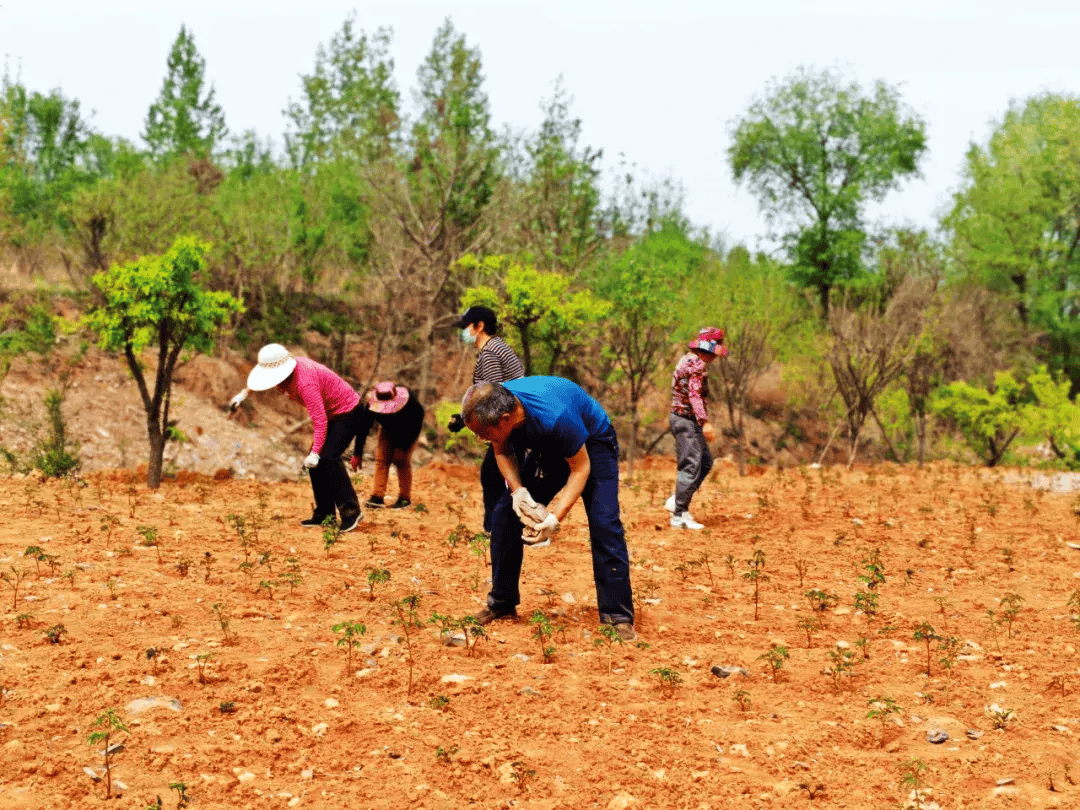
xmin=504 ymin=376 xmax=612 ymax=458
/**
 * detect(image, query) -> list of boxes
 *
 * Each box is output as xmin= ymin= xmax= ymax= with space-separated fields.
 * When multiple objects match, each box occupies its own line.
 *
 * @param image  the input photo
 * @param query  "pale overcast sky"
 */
xmin=3 ymin=0 xmax=1079 ymax=251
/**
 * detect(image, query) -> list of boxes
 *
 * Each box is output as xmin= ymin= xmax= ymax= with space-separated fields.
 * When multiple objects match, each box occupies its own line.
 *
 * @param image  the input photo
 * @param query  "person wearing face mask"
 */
xmin=447 ymin=305 xmax=525 ymax=532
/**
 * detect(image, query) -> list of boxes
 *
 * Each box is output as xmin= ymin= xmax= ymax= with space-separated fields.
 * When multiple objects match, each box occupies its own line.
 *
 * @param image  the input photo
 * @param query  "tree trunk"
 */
xmin=627 ymin=397 xmax=638 ymax=478
xmin=146 ymin=421 xmax=165 ymax=490
xmin=915 ymin=412 xmax=927 ymax=468
xmin=736 ymin=405 xmax=747 ymax=477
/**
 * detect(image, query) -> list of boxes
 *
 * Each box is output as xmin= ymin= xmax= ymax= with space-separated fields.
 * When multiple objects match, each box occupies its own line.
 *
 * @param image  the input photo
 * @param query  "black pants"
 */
xmin=308 ymin=404 xmax=365 ymax=522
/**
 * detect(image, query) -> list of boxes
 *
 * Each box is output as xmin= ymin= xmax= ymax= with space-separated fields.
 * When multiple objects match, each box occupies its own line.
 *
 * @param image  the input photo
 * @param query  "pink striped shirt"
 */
xmin=279 ymin=357 xmax=360 ymax=454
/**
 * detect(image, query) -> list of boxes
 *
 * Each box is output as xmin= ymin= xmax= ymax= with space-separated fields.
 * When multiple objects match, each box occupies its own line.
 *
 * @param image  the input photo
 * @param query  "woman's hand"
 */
xmin=349 ymin=455 xmax=361 ymax=472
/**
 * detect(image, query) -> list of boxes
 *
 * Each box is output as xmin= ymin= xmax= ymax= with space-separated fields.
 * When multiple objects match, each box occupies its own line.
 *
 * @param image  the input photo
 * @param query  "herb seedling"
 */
xmin=732 ymin=689 xmax=751 ymax=711
xmin=211 ymin=602 xmax=236 ymax=645
xmin=194 ymin=653 xmax=212 ymax=684
xmin=985 ymin=703 xmax=1016 ymax=730
xmin=136 ymin=525 xmax=160 ymax=563
xmin=201 ymin=551 xmax=214 ymax=583
xmin=428 ymin=694 xmax=450 ymax=711
xmin=1067 ymin=589 xmax=1080 ymax=631
xmin=63 ymin=568 xmax=77 ymax=589
xmin=435 ymin=744 xmax=458 ymax=762
xmin=798 ymin=614 xmax=823 ymax=648
xmin=145 ymin=647 xmax=159 ymax=671
xmin=529 ymin=610 xmax=555 ymax=663
xmin=999 ymin=592 xmax=1024 ymax=639
xmin=461 ymin=615 xmax=486 ymax=657
xmin=793 ymin=558 xmax=809 ymax=588
xmin=219 ymin=701 xmax=237 ymax=714
xmin=367 ymin=567 xmax=390 ymax=601
xmin=509 ymin=761 xmax=536 ymax=793
xmin=937 ymin=636 xmax=960 ymax=701
xmin=594 ymin=623 xmax=625 ymax=672
xmin=1048 ymin=673 xmax=1068 ymax=698
xmin=743 ymin=552 xmax=770 ymax=621
xmin=899 ymin=758 xmax=928 ymax=810
xmin=758 ymin=644 xmax=789 ymax=682
xmin=827 ymin=647 xmax=856 ymax=693
xmin=168 ymin=780 xmax=189 ymax=808
xmin=321 ymin=515 xmax=341 ymax=555
xmin=1000 ymin=546 xmax=1014 ymax=571
xmin=175 ymin=557 xmax=191 ymax=577
xmin=390 ymin=594 xmax=423 ymax=698
xmin=723 ymin=554 xmax=737 ymax=579
xmin=332 ymin=620 xmax=367 ymax=670
xmin=805 ymin=588 xmax=839 ymax=613
xmin=853 ymin=591 xmax=878 ymax=619
xmin=858 ymin=549 xmax=886 ymax=589
xmin=15 ymin=612 xmax=34 ymax=629
xmin=912 ymin=621 xmax=940 ymax=676
xmin=257 ymin=579 xmax=276 ymax=599
xmin=87 ymin=708 xmax=128 ymax=799
xmin=445 ymin=523 xmax=467 ymax=559
xmin=24 ymin=545 xmax=47 ymax=574
xmin=1 ymin=566 xmax=30 ymax=610
xmin=44 ymin=623 xmax=67 ymax=644
xmin=649 ymin=666 xmax=682 ymax=697
xmin=866 ymin=696 xmax=902 ymax=748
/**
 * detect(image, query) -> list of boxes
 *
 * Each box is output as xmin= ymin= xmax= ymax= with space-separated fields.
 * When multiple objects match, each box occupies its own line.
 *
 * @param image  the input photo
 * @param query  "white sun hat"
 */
xmin=246 ymin=344 xmax=297 ymax=390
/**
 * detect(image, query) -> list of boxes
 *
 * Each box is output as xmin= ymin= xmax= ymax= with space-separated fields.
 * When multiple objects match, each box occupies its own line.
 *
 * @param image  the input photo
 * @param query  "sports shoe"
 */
xmin=300 ymin=514 xmax=331 ymax=527
xmin=670 ymin=511 xmax=704 ymax=530
xmin=338 ymin=512 xmax=361 ymax=533
xmin=612 ymin=622 xmax=638 ymax=642
xmin=363 ymin=495 xmax=386 ymax=508
xmin=389 ymin=497 xmax=411 ymax=510
xmin=664 ymin=495 xmax=676 ymax=513
xmin=472 ymin=606 xmax=517 ymax=626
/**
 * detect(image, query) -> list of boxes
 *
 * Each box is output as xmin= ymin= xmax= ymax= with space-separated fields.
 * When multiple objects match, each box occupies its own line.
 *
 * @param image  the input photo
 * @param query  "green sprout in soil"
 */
xmin=445 ymin=523 xmax=467 ymax=559
xmin=797 ymin=614 xmax=824 ymax=648
xmin=469 ymin=534 xmax=489 ymax=591
xmin=937 ymin=636 xmax=961 ymax=702
xmin=168 ymin=780 xmax=189 ymax=808
xmin=428 ymin=694 xmax=450 ymax=711
xmin=44 ymin=623 xmax=67 ymax=644
xmin=866 ymin=696 xmax=902 ymax=748
xmin=985 ymin=703 xmax=1017 ymax=730
xmin=805 ymin=589 xmax=839 ymax=613
xmin=460 ymin=615 xmax=487 ymax=657
xmin=24 ymin=545 xmax=47 ymax=573
xmin=219 ymin=701 xmax=237 ymax=714
xmin=1048 ymin=673 xmax=1068 ymax=698
xmin=999 ymin=592 xmax=1024 ymax=639
xmin=854 ymin=591 xmax=878 ymax=620
xmin=87 ymin=708 xmax=128 ymax=800
xmin=529 ymin=610 xmax=555 ymax=663
xmin=390 ymin=594 xmax=423 ymax=699
xmin=211 ymin=602 xmax=236 ymax=645
xmin=743 ymin=552 xmax=770 ymax=621
xmin=1 ymin=565 xmax=31 ymax=610
xmin=758 ymin=643 xmax=789 ymax=682
xmin=435 ymin=744 xmax=458 ymax=762
xmin=594 ymin=623 xmax=625 ymax=672
xmin=649 ymin=666 xmax=682 ymax=697
xmin=858 ymin=549 xmax=886 ymax=589
xmin=509 ymin=761 xmax=536 ymax=793
xmin=15 ymin=612 xmax=34 ymax=629
xmin=332 ymin=620 xmax=367 ymax=670
xmin=827 ymin=647 xmax=856 ymax=693
xmin=367 ymin=567 xmax=390 ymax=601
xmin=175 ymin=557 xmax=191 ymax=577
xmin=912 ymin=621 xmax=940 ymax=676
xmin=63 ymin=569 xmax=77 ymax=589
xmin=136 ymin=525 xmax=159 ymax=564
xmin=899 ymin=758 xmax=928 ymax=810
xmin=321 ymin=515 xmax=341 ymax=555
xmin=1067 ymin=589 xmax=1080 ymax=631
xmin=201 ymin=552 xmax=214 ymax=583
xmin=194 ymin=653 xmax=212 ymax=684
xmin=723 ymin=554 xmax=737 ymax=579
xmin=733 ymin=689 xmax=751 ymax=712
xmin=257 ymin=579 xmax=276 ymax=599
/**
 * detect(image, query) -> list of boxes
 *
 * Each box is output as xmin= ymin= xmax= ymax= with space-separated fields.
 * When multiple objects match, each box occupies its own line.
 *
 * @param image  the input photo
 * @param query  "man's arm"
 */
xmin=545 ymin=445 xmax=591 ymax=522
xmin=492 ymin=437 xmax=523 ymax=491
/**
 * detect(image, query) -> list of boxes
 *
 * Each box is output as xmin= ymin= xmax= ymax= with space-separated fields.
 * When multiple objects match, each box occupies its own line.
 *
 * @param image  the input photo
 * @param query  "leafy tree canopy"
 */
xmin=728 ymin=66 xmax=927 ymax=316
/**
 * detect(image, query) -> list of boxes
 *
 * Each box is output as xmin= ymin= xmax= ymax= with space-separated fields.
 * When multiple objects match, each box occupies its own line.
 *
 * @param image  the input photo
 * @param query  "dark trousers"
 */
xmin=487 ymin=427 xmax=634 ymax=625
xmin=671 ymin=412 xmax=712 ymax=513
xmin=480 ymin=445 xmax=503 ymax=533
xmin=308 ymin=404 xmax=364 ymax=522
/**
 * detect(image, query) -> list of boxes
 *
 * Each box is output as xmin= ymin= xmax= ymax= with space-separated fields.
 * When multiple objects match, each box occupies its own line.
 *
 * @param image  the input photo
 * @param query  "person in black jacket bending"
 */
xmin=350 ymin=381 xmax=425 ymax=509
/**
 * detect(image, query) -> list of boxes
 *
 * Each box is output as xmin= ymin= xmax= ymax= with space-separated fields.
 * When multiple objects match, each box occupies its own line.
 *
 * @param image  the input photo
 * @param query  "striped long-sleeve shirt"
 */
xmin=473 ymin=336 xmax=525 ymax=385
xmin=279 ymin=357 xmax=360 ymax=454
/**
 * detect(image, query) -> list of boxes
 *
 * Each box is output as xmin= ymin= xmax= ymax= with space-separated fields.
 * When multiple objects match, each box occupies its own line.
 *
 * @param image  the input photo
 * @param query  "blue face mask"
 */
xmin=460 ymin=327 xmax=477 ymax=345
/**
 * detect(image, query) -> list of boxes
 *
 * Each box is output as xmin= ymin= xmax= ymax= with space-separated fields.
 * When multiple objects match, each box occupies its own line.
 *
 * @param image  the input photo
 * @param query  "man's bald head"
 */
xmin=461 ymin=382 xmax=519 ymax=428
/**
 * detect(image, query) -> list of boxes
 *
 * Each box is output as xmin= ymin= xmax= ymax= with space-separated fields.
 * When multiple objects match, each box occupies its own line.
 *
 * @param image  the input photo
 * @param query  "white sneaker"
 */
xmin=664 ymin=495 xmax=676 ymax=513
xmin=671 ymin=511 xmax=704 ymax=530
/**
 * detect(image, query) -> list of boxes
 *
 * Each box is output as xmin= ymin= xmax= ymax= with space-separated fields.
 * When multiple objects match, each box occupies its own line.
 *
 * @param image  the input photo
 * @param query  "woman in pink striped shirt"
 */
xmin=230 ymin=344 xmax=364 ymax=532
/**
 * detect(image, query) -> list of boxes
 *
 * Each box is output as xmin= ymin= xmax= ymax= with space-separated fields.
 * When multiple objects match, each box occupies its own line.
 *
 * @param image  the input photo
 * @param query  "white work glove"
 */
xmin=523 ymin=512 xmax=559 ymax=547
xmin=228 ymin=389 xmax=249 ymax=412
xmin=303 ymin=452 xmax=320 ymax=469
xmin=511 ymin=487 xmax=548 ymax=528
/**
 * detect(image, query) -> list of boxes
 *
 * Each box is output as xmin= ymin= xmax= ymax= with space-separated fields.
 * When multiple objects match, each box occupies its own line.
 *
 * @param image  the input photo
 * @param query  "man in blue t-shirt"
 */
xmin=461 ymin=377 xmax=636 ymax=641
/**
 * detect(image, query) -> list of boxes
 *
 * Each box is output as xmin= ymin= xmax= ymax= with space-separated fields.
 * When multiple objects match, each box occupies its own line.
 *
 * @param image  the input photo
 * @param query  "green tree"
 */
xmin=592 ymin=224 xmax=705 ymax=473
xmin=514 ymin=77 xmax=605 ymax=273
xmin=931 ymin=370 xmax=1028 ymax=467
xmin=84 ymin=237 xmax=242 ymax=488
xmin=728 ymin=66 xmax=927 ymax=317
xmin=944 ymin=94 xmax=1080 ymax=393
xmin=284 ymin=17 xmax=399 ymax=167
xmin=458 ymin=253 xmax=608 ymax=377
xmin=143 ymin=25 xmax=228 ymax=160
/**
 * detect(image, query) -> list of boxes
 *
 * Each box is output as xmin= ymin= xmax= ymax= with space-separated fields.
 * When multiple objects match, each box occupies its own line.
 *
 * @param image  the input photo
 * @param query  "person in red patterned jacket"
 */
xmin=666 ymin=327 xmax=727 ymax=529
xmin=229 ymin=344 xmax=364 ymax=532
